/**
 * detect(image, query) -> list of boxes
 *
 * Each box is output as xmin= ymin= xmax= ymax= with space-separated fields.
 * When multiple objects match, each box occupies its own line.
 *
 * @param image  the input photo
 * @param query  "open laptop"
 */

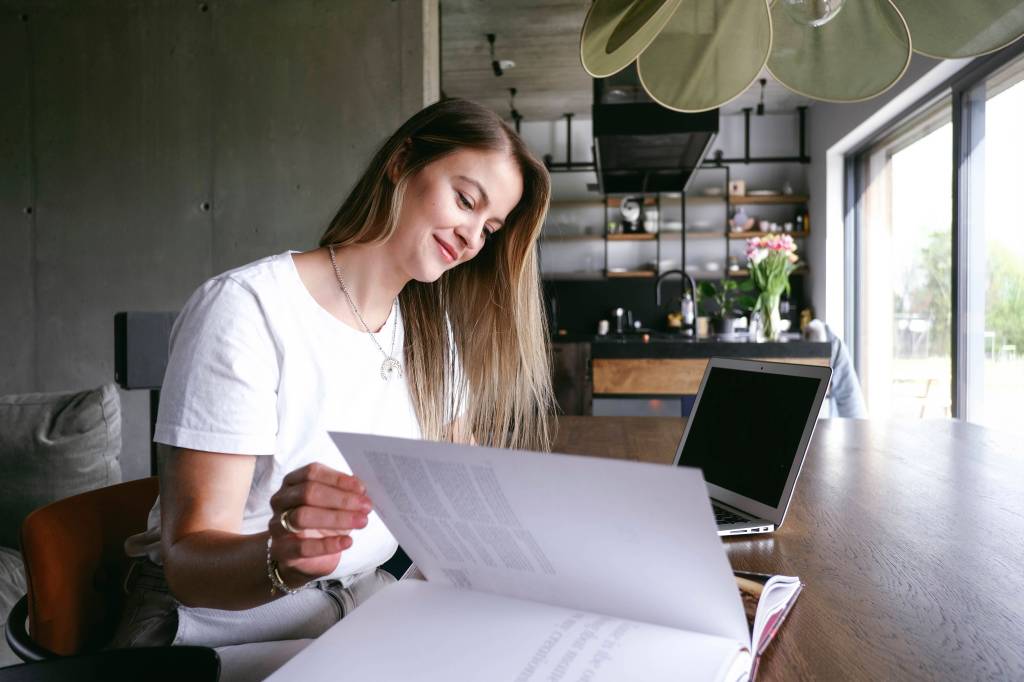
xmin=671 ymin=357 xmax=832 ymax=536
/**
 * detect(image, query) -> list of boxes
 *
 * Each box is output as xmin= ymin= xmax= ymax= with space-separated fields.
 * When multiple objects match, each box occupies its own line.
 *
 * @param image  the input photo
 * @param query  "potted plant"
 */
xmin=698 ymin=278 xmax=756 ymax=335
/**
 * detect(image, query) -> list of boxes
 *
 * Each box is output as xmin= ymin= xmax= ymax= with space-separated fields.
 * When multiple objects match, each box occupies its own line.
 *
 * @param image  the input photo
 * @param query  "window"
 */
xmin=849 ymin=46 xmax=1024 ymax=434
xmin=855 ymin=101 xmax=953 ymax=420
xmin=960 ymin=55 xmax=1024 ymax=430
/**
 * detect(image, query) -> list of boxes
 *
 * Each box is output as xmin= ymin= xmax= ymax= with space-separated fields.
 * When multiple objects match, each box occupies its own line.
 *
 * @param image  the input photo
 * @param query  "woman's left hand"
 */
xmin=267 ymin=462 xmax=374 ymax=584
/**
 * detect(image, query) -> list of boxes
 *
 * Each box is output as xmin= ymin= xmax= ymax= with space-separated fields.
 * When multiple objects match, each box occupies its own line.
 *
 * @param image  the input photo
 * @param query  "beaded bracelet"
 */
xmin=265 ymin=536 xmax=309 ymax=596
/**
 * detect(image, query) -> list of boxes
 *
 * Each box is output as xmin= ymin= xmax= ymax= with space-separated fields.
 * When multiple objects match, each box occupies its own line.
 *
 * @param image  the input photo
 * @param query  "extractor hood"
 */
xmin=593 ymin=65 xmax=718 ymax=194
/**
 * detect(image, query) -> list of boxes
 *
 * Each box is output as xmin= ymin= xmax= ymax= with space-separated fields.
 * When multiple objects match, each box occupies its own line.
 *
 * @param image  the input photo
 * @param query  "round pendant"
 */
xmin=380 ymin=357 xmax=402 ymax=381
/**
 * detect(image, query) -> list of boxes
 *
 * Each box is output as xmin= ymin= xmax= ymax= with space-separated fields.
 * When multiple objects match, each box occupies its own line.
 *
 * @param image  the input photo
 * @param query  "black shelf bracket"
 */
xmin=703 ymin=106 xmax=811 ymax=166
xmin=545 ymin=112 xmax=597 ymax=173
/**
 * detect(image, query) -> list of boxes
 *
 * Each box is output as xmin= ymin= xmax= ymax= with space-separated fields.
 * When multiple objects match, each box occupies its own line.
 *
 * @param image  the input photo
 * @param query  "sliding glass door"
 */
xmin=959 ymin=56 xmax=1024 ymax=430
xmin=850 ymin=47 xmax=1024 ymax=434
xmin=856 ymin=102 xmax=953 ymax=420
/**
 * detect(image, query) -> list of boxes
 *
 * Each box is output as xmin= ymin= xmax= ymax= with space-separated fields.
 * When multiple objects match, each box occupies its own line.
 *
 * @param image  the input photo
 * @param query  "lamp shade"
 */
xmin=893 ymin=0 xmax=1024 ymax=59
xmin=581 ymin=0 xmax=683 ymax=78
xmin=767 ymin=0 xmax=911 ymax=103
xmin=638 ymin=0 xmax=772 ymax=113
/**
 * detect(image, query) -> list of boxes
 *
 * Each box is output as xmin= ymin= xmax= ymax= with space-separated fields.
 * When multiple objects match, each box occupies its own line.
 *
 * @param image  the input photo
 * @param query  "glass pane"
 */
xmin=971 ymin=56 xmax=1024 ymax=434
xmin=859 ymin=102 xmax=952 ymax=420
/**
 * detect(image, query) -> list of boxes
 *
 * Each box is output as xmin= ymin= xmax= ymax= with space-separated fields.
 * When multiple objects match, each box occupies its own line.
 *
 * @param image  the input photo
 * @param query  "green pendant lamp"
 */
xmin=581 ymin=0 xmax=684 ymax=78
xmin=768 ymin=0 xmax=911 ymax=102
xmin=637 ymin=0 xmax=772 ymax=112
xmin=579 ymin=0 xmax=1024 ymax=109
xmin=893 ymin=0 xmax=1024 ymax=58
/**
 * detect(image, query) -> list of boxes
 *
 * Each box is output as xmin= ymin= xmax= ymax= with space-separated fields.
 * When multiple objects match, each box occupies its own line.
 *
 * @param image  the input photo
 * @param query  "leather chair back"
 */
xmin=19 ymin=477 xmax=159 ymax=655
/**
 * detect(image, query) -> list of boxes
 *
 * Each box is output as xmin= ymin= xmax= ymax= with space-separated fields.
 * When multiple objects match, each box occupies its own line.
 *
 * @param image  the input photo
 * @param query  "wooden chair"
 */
xmin=5 ymin=478 xmax=160 ymax=658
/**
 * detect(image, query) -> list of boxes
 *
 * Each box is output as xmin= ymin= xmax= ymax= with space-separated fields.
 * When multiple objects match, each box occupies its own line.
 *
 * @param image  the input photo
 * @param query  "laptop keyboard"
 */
xmin=713 ymin=505 xmax=749 ymax=525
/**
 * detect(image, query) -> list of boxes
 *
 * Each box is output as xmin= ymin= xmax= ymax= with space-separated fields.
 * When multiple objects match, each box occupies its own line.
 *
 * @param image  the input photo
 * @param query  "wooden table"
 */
xmin=553 ymin=416 xmax=1024 ymax=680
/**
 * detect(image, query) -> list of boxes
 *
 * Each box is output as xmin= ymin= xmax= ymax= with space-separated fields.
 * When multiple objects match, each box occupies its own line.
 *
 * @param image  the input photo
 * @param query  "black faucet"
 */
xmin=655 ymin=269 xmax=697 ymax=332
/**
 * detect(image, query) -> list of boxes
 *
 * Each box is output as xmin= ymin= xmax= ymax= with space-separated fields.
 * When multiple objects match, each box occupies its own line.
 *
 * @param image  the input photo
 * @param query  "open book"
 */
xmin=268 ymin=434 xmax=803 ymax=682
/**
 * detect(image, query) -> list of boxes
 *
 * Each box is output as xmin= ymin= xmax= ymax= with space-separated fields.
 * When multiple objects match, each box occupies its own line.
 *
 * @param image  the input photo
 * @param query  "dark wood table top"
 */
xmin=553 ymin=416 xmax=1024 ymax=680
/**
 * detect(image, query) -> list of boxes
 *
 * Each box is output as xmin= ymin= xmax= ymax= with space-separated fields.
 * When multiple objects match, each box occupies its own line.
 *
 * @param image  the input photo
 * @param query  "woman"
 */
xmin=113 ymin=98 xmax=555 ymax=650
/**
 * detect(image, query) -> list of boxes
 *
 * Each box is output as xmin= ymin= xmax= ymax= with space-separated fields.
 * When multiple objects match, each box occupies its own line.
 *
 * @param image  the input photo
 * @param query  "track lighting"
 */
xmin=487 ymin=33 xmax=515 ymax=77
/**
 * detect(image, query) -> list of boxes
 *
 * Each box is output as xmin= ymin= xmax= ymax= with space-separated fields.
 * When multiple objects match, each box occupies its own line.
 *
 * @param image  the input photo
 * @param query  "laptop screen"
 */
xmin=677 ymin=366 xmax=823 ymax=508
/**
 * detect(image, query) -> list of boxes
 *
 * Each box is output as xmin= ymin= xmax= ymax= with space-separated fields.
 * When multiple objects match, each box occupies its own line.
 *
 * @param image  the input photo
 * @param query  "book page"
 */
xmin=267 ymin=580 xmax=751 ymax=682
xmin=734 ymin=572 xmax=803 ymax=655
xmin=330 ymin=432 xmax=750 ymax=645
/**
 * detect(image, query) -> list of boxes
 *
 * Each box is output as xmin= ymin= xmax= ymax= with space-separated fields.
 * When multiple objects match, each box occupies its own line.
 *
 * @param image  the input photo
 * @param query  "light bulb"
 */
xmin=781 ymin=0 xmax=845 ymax=28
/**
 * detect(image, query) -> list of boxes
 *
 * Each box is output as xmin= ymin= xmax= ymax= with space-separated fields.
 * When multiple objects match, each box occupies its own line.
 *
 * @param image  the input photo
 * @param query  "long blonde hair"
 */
xmin=319 ymin=98 xmax=554 ymax=452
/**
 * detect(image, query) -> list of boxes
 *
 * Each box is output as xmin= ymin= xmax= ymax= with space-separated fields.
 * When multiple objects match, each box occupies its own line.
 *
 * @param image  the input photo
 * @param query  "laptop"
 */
xmin=671 ymin=357 xmax=832 ymax=537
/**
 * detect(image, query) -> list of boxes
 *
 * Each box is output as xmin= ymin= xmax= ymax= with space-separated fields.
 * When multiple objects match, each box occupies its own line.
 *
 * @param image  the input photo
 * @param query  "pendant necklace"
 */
xmin=328 ymin=245 xmax=402 ymax=382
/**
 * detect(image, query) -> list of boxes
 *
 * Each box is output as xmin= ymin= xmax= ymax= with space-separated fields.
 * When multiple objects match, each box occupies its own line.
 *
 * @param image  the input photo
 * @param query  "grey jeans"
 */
xmin=109 ymin=558 xmax=395 ymax=649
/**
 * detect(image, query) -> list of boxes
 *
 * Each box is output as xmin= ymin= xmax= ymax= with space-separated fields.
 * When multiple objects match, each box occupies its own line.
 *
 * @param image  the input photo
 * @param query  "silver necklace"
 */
xmin=328 ymin=245 xmax=402 ymax=382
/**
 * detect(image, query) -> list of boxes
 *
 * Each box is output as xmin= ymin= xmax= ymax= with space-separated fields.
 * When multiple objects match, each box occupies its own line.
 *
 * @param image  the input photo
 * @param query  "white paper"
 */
xmin=267 ymin=580 xmax=749 ymax=682
xmin=329 ymin=432 xmax=749 ymax=646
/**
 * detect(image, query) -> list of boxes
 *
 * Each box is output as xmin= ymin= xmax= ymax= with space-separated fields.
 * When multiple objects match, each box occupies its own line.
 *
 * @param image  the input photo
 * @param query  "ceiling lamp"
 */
xmin=580 ymin=0 xmax=1024 ymax=111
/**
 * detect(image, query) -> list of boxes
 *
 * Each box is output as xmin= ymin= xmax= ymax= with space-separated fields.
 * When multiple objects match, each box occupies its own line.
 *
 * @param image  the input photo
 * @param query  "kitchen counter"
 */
xmin=590 ymin=334 xmax=830 ymax=359
xmin=549 ymin=332 xmax=833 ymax=406
xmin=585 ymin=334 xmax=831 ymax=396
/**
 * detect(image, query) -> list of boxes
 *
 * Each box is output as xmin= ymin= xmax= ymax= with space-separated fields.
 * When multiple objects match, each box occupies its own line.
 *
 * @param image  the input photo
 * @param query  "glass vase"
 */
xmin=757 ymin=293 xmax=782 ymax=342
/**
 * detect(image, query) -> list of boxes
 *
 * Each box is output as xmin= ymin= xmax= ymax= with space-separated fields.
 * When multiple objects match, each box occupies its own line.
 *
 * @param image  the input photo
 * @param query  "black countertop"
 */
xmin=554 ymin=332 xmax=830 ymax=359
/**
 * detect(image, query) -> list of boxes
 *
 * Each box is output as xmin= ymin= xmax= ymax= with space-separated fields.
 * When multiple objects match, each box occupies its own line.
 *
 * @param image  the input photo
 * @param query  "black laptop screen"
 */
xmin=678 ymin=366 xmax=822 ymax=508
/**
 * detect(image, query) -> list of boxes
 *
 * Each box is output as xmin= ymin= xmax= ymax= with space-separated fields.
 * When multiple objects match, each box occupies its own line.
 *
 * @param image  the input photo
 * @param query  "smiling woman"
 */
xmin=111 ymin=98 xmax=555 ymax=654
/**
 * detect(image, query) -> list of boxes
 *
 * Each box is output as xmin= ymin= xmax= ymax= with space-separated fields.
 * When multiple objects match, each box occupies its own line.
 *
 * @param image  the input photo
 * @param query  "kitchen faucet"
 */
xmin=655 ymin=269 xmax=698 ymax=332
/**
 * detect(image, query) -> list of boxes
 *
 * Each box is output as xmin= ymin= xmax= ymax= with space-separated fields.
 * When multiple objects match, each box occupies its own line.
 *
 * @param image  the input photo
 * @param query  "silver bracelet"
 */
xmin=265 ymin=536 xmax=309 ymax=596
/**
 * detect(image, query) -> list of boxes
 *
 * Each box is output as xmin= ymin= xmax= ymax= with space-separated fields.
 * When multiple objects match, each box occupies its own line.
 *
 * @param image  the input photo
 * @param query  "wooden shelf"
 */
xmin=549 ymin=199 xmax=605 ymax=208
xmin=729 ymin=195 xmax=808 ymax=205
xmin=727 ymin=230 xmax=810 ymax=239
xmin=605 ymin=196 xmax=657 ymax=208
xmin=543 ymin=271 xmax=605 ymax=281
xmin=607 ymin=233 xmax=657 ymax=241
xmin=541 ymin=234 xmax=602 ymax=242
xmin=683 ymin=195 xmax=726 ymax=204
xmin=606 ymin=269 xmax=656 ymax=278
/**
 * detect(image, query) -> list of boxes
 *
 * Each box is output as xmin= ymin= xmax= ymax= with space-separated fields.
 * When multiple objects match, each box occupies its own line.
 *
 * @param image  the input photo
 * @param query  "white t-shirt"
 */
xmin=129 ymin=251 xmax=420 ymax=584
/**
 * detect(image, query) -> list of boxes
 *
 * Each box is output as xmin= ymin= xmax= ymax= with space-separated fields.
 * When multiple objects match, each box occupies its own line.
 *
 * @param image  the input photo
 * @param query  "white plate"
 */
xmin=747 ymin=189 xmax=780 ymax=196
xmin=701 ymin=187 xmax=724 ymax=196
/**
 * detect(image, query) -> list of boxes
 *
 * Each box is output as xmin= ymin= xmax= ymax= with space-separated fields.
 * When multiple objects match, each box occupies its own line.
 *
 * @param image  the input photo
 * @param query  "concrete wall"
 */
xmin=0 ymin=0 xmax=439 ymax=481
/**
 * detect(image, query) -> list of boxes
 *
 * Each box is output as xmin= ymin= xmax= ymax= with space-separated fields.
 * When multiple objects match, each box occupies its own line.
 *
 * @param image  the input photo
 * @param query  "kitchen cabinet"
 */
xmin=551 ymin=341 xmax=591 ymax=415
xmin=590 ymin=338 xmax=830 ymax=396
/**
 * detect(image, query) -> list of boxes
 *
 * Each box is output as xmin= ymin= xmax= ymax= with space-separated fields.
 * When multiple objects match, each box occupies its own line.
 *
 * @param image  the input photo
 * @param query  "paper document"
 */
xmin=329 ymin=432 xmax=749 ymax=644
xmin=268 ymin=579 xmax=749 ymax=682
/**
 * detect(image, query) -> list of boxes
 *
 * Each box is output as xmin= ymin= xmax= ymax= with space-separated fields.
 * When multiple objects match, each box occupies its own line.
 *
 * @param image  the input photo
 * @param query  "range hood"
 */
xmin=592 ymin=65 xmax=718 ymax=194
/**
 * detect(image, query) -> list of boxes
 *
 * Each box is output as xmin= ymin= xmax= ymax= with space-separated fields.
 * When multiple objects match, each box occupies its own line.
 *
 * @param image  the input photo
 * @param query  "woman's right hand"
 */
xmin=267 ymin=462 xmax=373 ymax=586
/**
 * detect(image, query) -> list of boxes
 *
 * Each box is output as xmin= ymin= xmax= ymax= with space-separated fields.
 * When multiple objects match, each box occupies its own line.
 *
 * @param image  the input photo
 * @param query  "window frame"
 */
xmin=845 ymin=39 xmax=1024 ymax=420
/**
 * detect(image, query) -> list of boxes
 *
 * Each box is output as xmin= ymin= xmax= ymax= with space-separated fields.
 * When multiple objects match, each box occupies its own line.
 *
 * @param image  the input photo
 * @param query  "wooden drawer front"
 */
xmin=592 ymin=356 xmax=831 ymax=395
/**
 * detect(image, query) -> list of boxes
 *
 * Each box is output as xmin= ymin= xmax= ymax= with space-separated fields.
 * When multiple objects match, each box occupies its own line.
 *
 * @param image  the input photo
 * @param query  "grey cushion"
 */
xmin=0 ymin=383 xmax=122 ymax=550
xmin=0 ymin=546 xmax=26 ymax=668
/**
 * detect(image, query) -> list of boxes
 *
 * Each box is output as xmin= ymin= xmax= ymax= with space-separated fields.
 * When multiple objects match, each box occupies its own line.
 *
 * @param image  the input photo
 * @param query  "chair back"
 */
xmin=19 ymin=477 xmax=159 ymax=655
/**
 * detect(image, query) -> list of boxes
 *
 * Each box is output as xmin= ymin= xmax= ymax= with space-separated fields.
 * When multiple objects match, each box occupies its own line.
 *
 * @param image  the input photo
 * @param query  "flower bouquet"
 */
xmin=746 ymin=234 xmax=799 ymax=341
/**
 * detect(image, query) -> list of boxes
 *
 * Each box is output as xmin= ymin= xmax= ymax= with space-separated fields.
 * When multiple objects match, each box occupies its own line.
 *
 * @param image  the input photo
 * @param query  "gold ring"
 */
xmin=280 ymin=508 xmax=299 ymax=534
